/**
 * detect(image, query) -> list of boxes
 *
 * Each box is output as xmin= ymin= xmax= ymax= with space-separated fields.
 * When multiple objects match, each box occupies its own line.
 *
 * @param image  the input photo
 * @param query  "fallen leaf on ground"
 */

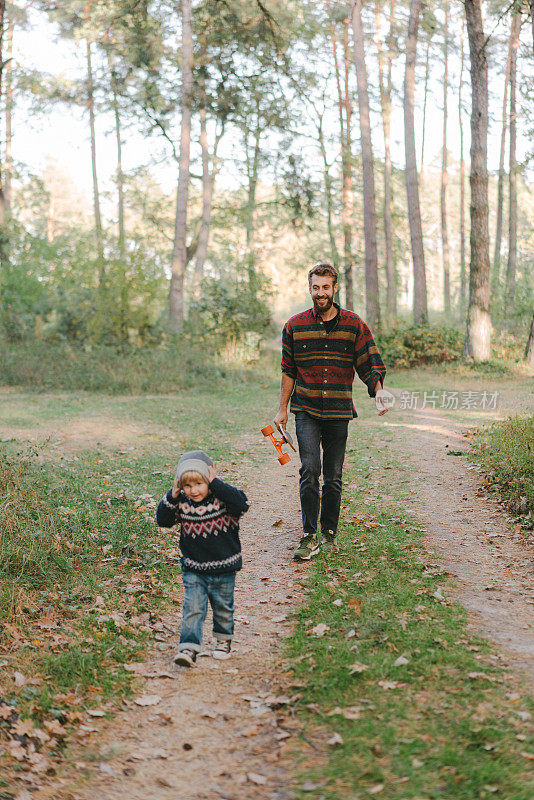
xmin=13 ymin=671 xmax=26 ymax=687
xmin=309 ymin=623 xmax=329 ymax=637
xmin=394 ymin=655 xmax=410 ymax=666
xmin=247 ymin=773 xmax=267 ymax=785
xmin=327 ymin=706 xmax=361 ymax=720
xmin=86 ymin=709 xmax=106 ymax=717
xmin=327 ymin=732 xmax=344 ymax=746
xmin=124 ymin=663 xmax=146 ymax=674
xmin=378 ymin=680 xmax=405 ymax=689
xmin=368 ymin=785 xmax=384 ymax=795
xmin=348 ymin=661 xmax=369 ymax=674
xmin=13 ymin=719 xmax=35 ymax=737
xmin=27 ymin=752 xmax=49 ymax=773
xmin=272 ymin=519 xmax=283 ymax=527
xmin=134 ymin=695 xmax=162 ymax=707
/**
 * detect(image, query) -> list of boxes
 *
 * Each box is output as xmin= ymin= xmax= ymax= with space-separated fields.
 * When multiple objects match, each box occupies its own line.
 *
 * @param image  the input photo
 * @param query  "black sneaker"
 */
xmin=174 ymin=648 xmax=197 ymax=667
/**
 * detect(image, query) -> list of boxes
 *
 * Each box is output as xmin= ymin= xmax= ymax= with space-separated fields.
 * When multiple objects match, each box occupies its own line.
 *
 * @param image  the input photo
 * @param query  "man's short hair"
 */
xmin=308 ymin=262 xmax=338 ymax=285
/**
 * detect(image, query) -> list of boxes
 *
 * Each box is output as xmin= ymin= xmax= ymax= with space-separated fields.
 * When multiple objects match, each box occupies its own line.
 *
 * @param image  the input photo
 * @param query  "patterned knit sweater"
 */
xmin=156 ymin=478 xmax=249 ymax=575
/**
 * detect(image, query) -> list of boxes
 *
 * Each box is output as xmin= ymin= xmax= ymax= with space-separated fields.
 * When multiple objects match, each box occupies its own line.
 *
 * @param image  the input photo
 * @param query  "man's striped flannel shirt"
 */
xmin=281 ymin=304 xmax=386 ymax=420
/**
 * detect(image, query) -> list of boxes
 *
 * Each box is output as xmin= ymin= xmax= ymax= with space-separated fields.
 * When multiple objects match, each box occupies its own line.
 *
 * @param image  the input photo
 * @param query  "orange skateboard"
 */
xmin=261 ymin=424 xmax=297 ymax=465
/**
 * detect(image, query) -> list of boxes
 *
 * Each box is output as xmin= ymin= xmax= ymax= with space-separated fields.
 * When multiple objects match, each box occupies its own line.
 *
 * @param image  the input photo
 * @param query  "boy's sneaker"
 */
xmin=321 ymin=530 xmax=337 ymax=554
xmin=293 ymin=534 xmax=320 ymax=561
xmin=174 ymin=648 xmax=197 ymax=667
xmin=213 ymin=640 xmax=232 ymax=660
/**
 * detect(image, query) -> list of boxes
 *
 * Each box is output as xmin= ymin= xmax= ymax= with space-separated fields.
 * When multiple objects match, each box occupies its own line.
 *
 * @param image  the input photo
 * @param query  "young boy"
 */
xmin=156 ymin=450 xmax=249 ymax=667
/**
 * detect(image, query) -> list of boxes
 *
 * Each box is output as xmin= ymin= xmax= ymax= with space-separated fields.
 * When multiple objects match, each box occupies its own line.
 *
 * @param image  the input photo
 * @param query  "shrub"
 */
xmin=376 ymin=323 xmax=463 ymax=369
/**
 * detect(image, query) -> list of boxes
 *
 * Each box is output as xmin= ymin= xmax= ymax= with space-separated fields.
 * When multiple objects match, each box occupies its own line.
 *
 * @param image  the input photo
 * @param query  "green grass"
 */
xmin=285 ymin=464 xmax=534 ymax=799
xmin=470 ymin=415 xmax=534 ymax=526
xmin=1 ymin=369 xmax=533 ymax=794
xmin=0 ymin=339 xmax=278 ymax=394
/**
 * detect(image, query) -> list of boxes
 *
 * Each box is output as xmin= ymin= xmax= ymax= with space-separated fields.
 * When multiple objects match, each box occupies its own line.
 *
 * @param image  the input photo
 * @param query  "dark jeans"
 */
xmin=179 ymin=570 xmax=236 ymax=653
xmin=294 ymin=411 xmax=349 ymax=538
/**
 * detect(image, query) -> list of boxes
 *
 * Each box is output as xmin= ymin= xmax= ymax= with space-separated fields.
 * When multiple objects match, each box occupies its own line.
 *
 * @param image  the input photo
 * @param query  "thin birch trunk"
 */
xmin=343 ymin=18 xmax=354 ymax=310
xmin=5 ymin=13 xmax=13 ymax=217
xmin=377 ymin=0 xmax=397 ymax=321
xmin=505 ymin=12 xmax=521 ymax=311
xmin=107 ymin=54 xmax=126 ymax=263
xmin=404 ymin=0 xmax=427 ymax=323
xmin=464 ymin=0 xmax=491 ymax=361
xmin=86 ymin=40 xmax=104 ymax=277
xmin=492 ymin=28 xmax=512 ymax=288
xmin=194 ymin=112 xmax=223 ymax=281
xmin=440 ymin=2 xmax=450 ymax=314
xmin=420 ymin=36 xmax=431 ymax=187
xmin=317 ymin=110 xmax=340 ymax=271
xmin=330 ymin=12 xmax=353 ymax=309
xmin=351 ymin=0 xmax=380 ymax=329
xmin=459 ymin=19 xmax=467 ymax=312
xmin=245 ymin=116 xmax=261 ymax=282
xmin=169 ymin=0 xmax=193 ymax=330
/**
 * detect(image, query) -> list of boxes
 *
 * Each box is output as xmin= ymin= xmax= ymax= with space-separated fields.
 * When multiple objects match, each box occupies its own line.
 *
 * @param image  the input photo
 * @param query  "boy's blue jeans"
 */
xmin=178 ymin=570 xmax=236 ymax=653
xmin=294 ymin=410 xmax=349 ymax=538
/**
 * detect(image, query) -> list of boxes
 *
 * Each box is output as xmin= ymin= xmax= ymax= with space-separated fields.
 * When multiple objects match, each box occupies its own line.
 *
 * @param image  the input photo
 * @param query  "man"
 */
xmin=274 ymin=263 xmax=389 ymax=561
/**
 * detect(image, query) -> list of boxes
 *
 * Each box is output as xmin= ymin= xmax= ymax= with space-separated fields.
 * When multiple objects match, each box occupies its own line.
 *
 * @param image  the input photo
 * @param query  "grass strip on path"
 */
xmin=470 ymin=414 xmax=534 ymax=527
xmin=285 ymin=461 xmax=534 ymax=800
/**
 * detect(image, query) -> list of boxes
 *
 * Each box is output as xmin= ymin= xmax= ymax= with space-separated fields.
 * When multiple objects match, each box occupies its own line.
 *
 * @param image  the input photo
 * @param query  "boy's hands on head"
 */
xmin=207 ymin=465 xmax=217 ymax=483
xmin=171 ymin=476 xmax=181 ymax=499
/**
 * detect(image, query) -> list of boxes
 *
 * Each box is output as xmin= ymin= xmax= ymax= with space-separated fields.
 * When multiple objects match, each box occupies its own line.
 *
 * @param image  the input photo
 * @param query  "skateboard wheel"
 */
xmin=261 ymin=425 xmax=274 ymax=436
xmin=278 ymin=453 xmax=290 ymax=465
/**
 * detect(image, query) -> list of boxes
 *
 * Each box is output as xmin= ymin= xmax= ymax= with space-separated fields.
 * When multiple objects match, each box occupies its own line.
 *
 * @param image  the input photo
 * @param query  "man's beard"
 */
xmin=313 ymin=296 xmax=334 ymax=313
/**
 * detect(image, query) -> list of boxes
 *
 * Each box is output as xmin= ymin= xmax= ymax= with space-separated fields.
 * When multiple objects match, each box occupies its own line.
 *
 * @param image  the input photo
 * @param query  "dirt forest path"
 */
xmin=58 ymin=454 xmax=307 ymax=800
xmin=363 ymin=394 xmax=534 ymax=684
xmin=2 ymin=382 xmax=533 ymax=798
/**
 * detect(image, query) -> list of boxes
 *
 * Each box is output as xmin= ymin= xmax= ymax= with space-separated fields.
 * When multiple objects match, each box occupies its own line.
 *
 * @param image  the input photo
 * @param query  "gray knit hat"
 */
xmin=175 ymin=450 xmax=213 ymax=484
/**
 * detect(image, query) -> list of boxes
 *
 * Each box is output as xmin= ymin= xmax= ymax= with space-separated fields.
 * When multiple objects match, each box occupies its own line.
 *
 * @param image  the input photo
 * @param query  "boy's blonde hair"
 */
xmin=180 ymin=469 xmax=208 ymax=487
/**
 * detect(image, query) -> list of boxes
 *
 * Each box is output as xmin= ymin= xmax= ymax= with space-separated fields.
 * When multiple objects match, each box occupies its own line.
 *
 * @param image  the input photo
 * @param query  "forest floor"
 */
xmin=0 ymin=367 xmax=533 ymax=799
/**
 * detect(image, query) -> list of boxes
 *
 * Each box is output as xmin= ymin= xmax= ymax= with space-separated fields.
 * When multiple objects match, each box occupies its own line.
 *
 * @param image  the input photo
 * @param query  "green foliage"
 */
xmin=376 ymin=324 xmax=463 ymax=369
xmin=471 ymin=415 xmax=534 ymax=526
xmin=186 ymin=274 xmax=274 ymax=354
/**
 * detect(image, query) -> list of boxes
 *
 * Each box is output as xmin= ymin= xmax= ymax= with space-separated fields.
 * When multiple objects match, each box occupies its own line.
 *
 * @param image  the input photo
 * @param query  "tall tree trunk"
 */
xmin=244 ymin=115 xmax=261 ymax=282
xmin=169 ymin=0 xmax=193 ymax=331
xmin=107 ymin=54 xmax=126 ymax=264
xmin=350 ymin=0 xmax=380 ymax=329
xmin=0 ymin=0 xmax=9 ymax=266
xmin=107 ymin=53 xmax=127 ymax=340
xmin=194 ymin=112 xmax=223 ymax=281
xmin=330 ymin=11 xmax=353 ymax=309
xmin=4 ymin=12 xmax=13 ymax=217
xmin=440 ymin=2 xmax=450 ymax=314
xmin=525 ymin=313 xmax=534 ymax=365
xmin=404 ymin=0 xmax=427 ymax=323
xmin=492 ymin=28 xmax=513 ymax=290
xmin=530 ymin=1 xmax=534 ymax=54
xmin=343 ymin=18 xmax=354 ymax=310
xmin=420 ymin=36 xmax=431 ymax=187
xmin=317 ymin=110 xmax=340 ymax=272
xmin=86 ymin=40 xmax=104 ymax=278
xmin=464 ymin=0 xmax=491 ymax=361
xmin=505 ymin=12 xmax=521 ymax=311
xmin=459 ymin=18 xmax=467 ymax=313
xmin=376 ymin=0 xmax=397 ymax=322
